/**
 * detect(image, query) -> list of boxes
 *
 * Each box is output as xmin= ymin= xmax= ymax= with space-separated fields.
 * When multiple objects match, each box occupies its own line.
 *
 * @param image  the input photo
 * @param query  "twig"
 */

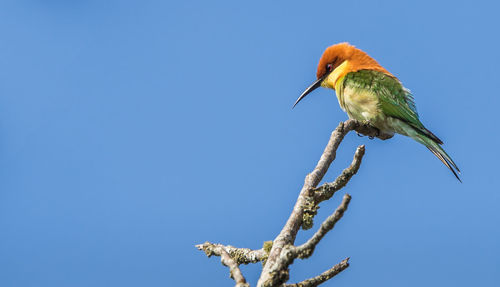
xmin=196 ymin=243 xmax=250 ymax=287
xmin=313 ymin=146 xmax=365 ymax=203
xmin=257 ymin=119 xmax=381 ymax=287
xmin=285 ymin=258 xmax=350 ymax=287
xmin=196 ymin=242 xmax=267 ymax=264
xmin=260 ymin=194 xmax=352 ymax=282
xmin=302 ymin=145 xmax=364 ymax=230
xmin=219 ymin=248 xmax=250 ymax=287
xmin=196 ymin=119 xmax=386 ymax=287
xmin=295 ymin=194 xmax=352 ymax=259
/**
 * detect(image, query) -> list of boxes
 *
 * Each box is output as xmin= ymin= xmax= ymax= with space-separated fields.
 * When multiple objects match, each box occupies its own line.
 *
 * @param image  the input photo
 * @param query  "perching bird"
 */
xmin=293 ymin=43 xmax=460 ymax=181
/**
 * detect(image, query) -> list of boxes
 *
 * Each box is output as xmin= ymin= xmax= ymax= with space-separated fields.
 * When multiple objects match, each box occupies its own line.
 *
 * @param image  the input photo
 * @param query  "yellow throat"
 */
xmin=321 ymin=60 xmax=349 ymax=90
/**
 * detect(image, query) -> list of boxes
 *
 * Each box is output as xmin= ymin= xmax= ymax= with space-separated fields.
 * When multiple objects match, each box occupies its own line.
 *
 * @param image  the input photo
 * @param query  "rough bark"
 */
xmin=196 ymin=119 xmax=389 ymax=287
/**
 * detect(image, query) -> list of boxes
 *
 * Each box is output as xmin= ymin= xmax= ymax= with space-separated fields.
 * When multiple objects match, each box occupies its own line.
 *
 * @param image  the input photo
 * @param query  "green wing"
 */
xmin=343 ymin=70 xmax=442 ymax=144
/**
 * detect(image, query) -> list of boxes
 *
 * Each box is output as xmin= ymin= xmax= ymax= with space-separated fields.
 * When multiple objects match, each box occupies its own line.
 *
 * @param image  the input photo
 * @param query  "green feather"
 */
xmin=338 ymin=70 xmax=460 ymax=180
xmin=342 ymin=70 xmax=443 ymax=143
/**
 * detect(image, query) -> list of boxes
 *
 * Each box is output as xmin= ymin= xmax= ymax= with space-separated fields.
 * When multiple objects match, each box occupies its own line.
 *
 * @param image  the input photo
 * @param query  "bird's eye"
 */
xmin=326 ymin=64 xmax=333 ymax=71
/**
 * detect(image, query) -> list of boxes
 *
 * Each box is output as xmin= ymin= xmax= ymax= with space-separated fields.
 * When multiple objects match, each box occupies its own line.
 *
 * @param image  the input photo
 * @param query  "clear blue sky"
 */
xmin=0 ymin=0 xmax=499 ymax=286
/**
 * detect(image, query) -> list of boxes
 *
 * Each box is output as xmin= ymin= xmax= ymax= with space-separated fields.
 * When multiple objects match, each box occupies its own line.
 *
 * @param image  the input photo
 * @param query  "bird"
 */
xmin=293 ymin=42 xmax=461 ymax=181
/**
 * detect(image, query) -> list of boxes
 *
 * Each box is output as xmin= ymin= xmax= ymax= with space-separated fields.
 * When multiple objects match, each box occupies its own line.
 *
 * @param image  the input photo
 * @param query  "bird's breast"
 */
xmin=337 ymin=85 xmax=381 ymax=122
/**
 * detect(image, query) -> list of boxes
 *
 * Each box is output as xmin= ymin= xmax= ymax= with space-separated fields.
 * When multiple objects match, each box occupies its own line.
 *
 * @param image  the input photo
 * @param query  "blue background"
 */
xmin=0 ymin=1 xmax=498 ymax=286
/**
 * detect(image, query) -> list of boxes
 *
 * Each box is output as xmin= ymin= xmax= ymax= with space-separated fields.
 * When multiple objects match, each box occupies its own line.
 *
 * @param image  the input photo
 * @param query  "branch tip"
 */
xmin=285 ymin=257 xmax=350 ymax=287
xmin=197 ymin=120 xmax=379 ymax=287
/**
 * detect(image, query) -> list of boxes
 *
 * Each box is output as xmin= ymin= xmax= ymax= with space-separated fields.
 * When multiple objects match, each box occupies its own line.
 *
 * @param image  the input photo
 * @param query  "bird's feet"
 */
xmin=361 ymin=120 xmax=380 ymax=139
xmin=368 ymin=128 xmax=380 ymax=140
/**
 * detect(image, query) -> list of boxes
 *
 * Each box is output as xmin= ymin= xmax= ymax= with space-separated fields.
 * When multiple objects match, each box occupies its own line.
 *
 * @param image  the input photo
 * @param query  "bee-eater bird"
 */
xmin=294 ymin=43 xmax=460 ymax=181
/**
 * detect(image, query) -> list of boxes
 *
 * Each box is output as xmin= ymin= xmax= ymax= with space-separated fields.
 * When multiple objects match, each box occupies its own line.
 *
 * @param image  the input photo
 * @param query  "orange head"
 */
xmin=315 ymin=42 xmax=391 ymax=79
xmin=293 ymin=43 xmax=392 ymax=108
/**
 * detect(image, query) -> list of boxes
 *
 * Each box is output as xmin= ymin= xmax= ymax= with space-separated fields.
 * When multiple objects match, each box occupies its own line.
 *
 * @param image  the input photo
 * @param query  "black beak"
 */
xmin=293 ymin=74 xmax=326 ymax=108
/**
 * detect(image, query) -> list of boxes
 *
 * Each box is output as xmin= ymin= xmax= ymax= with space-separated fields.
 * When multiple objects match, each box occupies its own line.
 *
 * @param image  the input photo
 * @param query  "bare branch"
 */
xmin=295 ymin=194 xmax=352 ymax=259
xmin=197 ymin=120 xmax=387 ymax=287
xmin=196 ymin=242 xmax=267 ymax=264
xmin=302 ymin=145 xmax=365 ymax=229
xmin=285 ymin=258 xmax=350 ymax=287
xmin=219 ymin=248 xmax=250 ymax=287
xmin=196 ymin=242 xmax=250 ymax=287
xmin=258 ymin=119 xmax=378 ymax=287
xmin=259 ymin=194 xmax=352 ymax=284
xmin=314 ymin=145 xmax=364 ymax=203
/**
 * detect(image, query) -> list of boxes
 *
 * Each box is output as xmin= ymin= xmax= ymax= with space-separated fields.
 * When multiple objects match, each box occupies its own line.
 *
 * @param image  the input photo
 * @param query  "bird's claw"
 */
xmin=358 ymin=121 xmax=382 ymax=140
xmin=368 ymin=128 xmax=380 ymax=140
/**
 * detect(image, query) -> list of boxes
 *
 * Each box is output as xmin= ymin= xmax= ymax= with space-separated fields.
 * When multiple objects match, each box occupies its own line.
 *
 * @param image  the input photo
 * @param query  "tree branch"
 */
xmin=196 ymin=242 xmax=268 ymax=265
xmin=258 ymin=194 xmax=352 ymax=284
xmin=257 ymin=119 xmax=381 ymax=287
xmin=197 ymin=119 xmax=387 ymax=287
xmin=313 ymin=146 xmax=364 ymax=203
xmin=196 ymin=243 xmax=250 ymax=287
xmin=220 ymin=248 xmax=250 ymax=287
xmin=285 ymin=258 xmax=350 ymax=287
xmin=302 ymin=145 xmax=364 ymax=230
xmin=296 ymin=194 xmax=352 ymax=259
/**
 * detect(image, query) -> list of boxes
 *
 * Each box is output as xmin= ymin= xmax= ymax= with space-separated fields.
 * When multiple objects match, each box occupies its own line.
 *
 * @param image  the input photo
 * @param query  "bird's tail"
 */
xmin=413 ymin=133 xmax=461 ymax=182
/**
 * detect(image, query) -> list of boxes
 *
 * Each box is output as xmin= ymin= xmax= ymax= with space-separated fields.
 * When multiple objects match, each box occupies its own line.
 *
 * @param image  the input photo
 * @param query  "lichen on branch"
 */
xmin=196 ymin=120 xmax=386 ymax=287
